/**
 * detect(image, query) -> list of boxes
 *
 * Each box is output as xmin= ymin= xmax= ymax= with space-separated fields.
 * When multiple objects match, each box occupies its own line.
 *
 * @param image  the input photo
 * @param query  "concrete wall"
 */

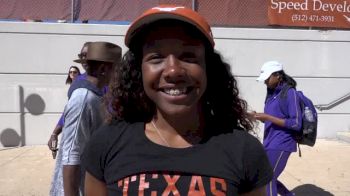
xmin=0 ymin=22 xmax=349 ymax=147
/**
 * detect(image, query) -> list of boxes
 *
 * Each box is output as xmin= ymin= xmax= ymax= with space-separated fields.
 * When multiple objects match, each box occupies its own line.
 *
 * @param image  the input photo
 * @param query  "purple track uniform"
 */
xmin=264 ymin=83 xmax=302 ymax=196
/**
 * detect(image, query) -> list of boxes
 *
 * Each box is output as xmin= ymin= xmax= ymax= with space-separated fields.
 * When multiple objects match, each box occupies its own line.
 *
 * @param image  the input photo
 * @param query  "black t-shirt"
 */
xmin=82 ymin=120 xmax=273 ymax=195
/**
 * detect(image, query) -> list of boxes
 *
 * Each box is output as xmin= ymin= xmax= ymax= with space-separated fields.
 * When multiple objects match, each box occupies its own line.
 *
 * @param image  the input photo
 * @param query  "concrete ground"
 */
xmin=0 ymin=139 xmax=349 ymax=196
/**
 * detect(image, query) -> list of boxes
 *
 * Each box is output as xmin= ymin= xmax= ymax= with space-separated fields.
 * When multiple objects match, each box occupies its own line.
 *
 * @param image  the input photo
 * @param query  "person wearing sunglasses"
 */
xmin=50 ymin=41 xmax=122 ymax=196
xmin=74 ymin=42 xmax=91 ymax=81
xmin=47 ymin=43 xmax=89 ymax=155
xmin=48 ymin=42 xmax=90 ymax=195
xmin=48 ymin=66 xmax=81 ymax=156
xmin=49 ymin=65 xmax=81 ymax=153
xmin=66 ymin=66 xmax=81 ymax=84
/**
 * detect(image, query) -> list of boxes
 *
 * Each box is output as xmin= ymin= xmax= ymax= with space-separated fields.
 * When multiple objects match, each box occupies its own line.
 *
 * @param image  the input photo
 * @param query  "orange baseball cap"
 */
xmin=125 ymin=5 xmax=214 ymax=48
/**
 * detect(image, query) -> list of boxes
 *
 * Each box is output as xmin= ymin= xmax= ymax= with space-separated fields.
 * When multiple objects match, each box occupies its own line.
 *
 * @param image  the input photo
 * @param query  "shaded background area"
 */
xmin=0 ymin=128 xmax=21 ymax=147
xmin=292 ymin=184 xmax=334 ymax=196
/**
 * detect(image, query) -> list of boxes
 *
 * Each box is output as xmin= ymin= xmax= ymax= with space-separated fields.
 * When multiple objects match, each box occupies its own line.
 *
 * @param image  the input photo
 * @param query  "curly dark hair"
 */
xmin=105 ymin=20 xmax=254 ymax=134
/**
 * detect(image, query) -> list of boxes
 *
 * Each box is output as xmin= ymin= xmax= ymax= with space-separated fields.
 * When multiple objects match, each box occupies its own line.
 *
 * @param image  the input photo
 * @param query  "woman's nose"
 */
xmin=163 ymin=55 xmax=185 ymax=81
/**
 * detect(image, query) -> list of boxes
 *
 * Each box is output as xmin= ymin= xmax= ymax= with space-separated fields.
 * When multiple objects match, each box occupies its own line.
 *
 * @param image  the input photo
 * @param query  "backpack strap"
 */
xmin=279 ymin=85 xmax=303 ymax=157
xmin=279 ymin=85 xmax=292 ymax=117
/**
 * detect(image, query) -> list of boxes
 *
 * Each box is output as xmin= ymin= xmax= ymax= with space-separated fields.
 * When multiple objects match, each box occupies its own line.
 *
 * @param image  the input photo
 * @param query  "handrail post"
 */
xmin=192 ymin=0 xmax=197 ymax=11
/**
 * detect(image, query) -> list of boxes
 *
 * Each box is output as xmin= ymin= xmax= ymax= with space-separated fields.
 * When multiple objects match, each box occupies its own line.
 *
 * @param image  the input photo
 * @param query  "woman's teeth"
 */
xmin=164 ymin=88 xmax=187 ymax=96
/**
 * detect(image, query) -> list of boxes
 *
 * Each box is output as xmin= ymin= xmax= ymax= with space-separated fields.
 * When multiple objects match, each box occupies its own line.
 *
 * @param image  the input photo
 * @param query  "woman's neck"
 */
xmin=150 ymin=109 xmax=205 ymax=146
xmin=156 ymin=106 xmax=204 ymax=132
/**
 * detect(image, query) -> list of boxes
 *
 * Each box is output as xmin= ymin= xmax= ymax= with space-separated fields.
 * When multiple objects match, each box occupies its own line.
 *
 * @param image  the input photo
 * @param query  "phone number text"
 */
xmin=291 ymin=14 xmax=334 ymax=23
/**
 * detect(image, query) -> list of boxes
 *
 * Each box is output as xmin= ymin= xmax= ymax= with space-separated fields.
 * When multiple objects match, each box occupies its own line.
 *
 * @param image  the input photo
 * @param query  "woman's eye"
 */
xmin=147 ymin=54 xmax=163 ymax=63
xmin=181 ymin=53 xmax=199 ymax=63
xmin=182 ymin=57 xmax=198 ymax=63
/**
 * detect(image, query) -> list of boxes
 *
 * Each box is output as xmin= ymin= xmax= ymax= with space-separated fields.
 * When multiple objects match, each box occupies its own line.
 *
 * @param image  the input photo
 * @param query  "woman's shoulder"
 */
xmin=208 ymin=130 xmax=266 ymax=168
xmin=283 ymin=85 xmax=299 ymax=100
xmin=212 ymin=129 xmax=263 ymax=149
xmin=232 ymin=129 xmax=262 ymax=145
xmin=277 ymin=84 xmax=297 ymax=99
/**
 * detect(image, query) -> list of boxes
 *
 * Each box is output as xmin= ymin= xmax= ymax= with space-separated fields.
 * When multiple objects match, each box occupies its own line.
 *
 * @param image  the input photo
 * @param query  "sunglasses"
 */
xmin=69 ymin=70 xmax=78 ymax=74
xmin=78 ymin=52 xmax=87 ymax=59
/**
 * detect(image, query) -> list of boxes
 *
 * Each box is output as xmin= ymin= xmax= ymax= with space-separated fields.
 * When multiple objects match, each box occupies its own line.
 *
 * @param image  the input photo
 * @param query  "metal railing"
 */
xmin=315 ymin=92 xmax=350 ymax=111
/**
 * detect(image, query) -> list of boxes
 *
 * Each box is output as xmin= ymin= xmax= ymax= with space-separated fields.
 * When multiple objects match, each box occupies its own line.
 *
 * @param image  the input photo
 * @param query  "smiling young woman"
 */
xmin=82 ymin=5 xmax=273 ymax=196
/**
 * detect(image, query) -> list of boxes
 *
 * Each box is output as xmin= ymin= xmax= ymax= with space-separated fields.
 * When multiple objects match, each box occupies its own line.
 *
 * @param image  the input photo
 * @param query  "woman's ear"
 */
xmin=277 ymin=74 xmax=284 ymax=84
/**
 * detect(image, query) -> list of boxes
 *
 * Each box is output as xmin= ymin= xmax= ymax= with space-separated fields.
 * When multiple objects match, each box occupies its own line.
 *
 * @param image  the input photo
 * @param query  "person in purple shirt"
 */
xmin=47 ymin=42 xmax=90 ymax=155
xmin=47 ymin=65 xmax=81 ymax=155
xmin=252 ymin=61 xmax=302 ymax=196
xmin=48 ymin=42 xmax=111 ymax=156
xmin=55 ymin=65 xmax=82 ymax=128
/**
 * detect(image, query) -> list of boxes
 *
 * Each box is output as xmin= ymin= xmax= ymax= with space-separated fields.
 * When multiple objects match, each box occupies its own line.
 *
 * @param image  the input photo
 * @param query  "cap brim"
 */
xmin=73 ymin=59 xmax=86 ymax=63
xmin=256 ymin=72 xmax=271 ymax=82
